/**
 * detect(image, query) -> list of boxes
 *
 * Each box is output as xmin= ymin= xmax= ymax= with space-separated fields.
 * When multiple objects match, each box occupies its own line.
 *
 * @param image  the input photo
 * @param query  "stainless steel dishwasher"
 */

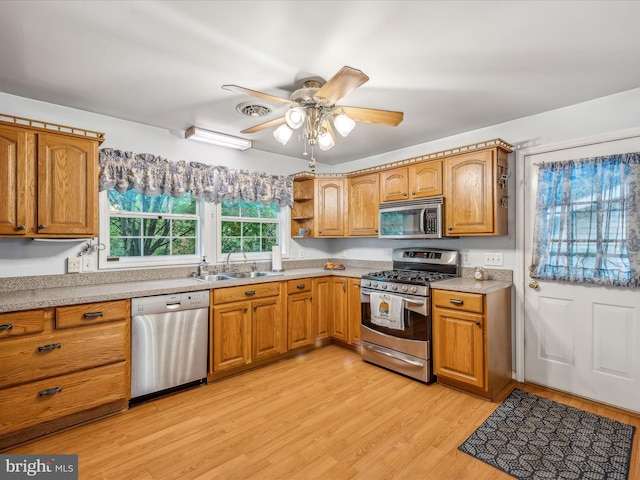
xmin=130 ymin=290 xmax=209 ymax=404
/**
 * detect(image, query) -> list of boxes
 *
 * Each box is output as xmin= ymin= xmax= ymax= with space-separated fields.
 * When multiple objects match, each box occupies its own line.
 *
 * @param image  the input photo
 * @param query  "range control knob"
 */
xmin=381 ymin=284 xmax=387 ymax=289
xmin=365 ymin=281 xmax=371 ymax=287
xmin=410 ymin=286 xmax=417 ymax=293
xmin=391 ymin=285 xmax=398 ymax=291
xmin=372 ymin=282 xmax=378 ymax=288
xmin=402 ymin=286 xmax=408 ymax=292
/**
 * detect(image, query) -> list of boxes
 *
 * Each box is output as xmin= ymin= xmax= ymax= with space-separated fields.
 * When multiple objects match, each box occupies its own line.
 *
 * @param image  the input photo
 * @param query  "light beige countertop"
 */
xmin=0 ymin=267 xmax=373 ymax=313
xmin=431 ymin=277 xmax=512 ymax=294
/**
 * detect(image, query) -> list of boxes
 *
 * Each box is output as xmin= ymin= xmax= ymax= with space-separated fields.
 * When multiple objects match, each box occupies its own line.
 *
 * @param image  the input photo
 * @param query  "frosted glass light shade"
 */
xmin=333 ymin=113 xmax=355 ymax=137
xmin=273 ymin=124 xmax=292 ymax=145
xmin=318 ymin=131 xmax=335 ymax=151
xmin=285 ymin=107 xmax=306 ymax=129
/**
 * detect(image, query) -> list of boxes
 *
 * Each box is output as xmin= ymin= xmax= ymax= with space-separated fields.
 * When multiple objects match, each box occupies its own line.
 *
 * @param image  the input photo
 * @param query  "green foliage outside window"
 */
xmin=220 ymin=200 xmax=279 ymax=254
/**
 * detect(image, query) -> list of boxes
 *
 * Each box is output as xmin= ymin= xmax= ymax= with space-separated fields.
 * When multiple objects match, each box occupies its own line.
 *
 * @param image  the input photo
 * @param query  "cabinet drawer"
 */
xmin=56 ymin=300 xmax=129 ymax=329
xmin=287 ymin=279 xmax=312 ymax=294
xmin=0 ymin=321 xmax=127 ymax=389
xmin=0 ymin=361 xmax=127 ymax=436
xmin=432 ymin=289 xmax=484 ymax=314
xmin=213 ymin=282 xmax=281 ymax=304
xmin=0 ymin=309 xmax=45 ymax=338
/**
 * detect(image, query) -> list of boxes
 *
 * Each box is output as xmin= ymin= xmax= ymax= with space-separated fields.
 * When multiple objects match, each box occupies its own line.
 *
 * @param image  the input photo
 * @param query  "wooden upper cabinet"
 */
xmin=408 ymin=160 xmax=442 ymax=198
xmin=37 ymin=134 xmax=98 ymax=236
xmin=379 ymin=167 xmax=408 ymax=202
xmin=0 ymin=126 xmax=29 ymax=235
xmin=443 ymin=148 xmax=508 ymax=236
xmin=348 ymin=173 xmax=379 ymax=236
xmin=314 ymin=177 xmax=347 ymax=237
xmin=380 ymin=160 xmax=443 ymax=203
xmin=0 ymin=117 xmax=103 ymax=238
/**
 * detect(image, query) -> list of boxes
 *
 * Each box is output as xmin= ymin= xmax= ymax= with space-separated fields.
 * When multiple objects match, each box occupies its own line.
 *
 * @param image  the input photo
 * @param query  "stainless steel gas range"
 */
xmin=360 ymin=247 xmax=459 ymax=383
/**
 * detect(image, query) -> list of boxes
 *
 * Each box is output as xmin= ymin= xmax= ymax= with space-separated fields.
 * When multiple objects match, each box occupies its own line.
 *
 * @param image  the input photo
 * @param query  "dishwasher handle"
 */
xmin=165 ymin=302 xmax=182 ymax=310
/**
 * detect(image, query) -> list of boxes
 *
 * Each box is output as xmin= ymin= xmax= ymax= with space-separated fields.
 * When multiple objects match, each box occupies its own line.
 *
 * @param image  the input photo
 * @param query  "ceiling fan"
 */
xmin=222 ymin=66 xmax=403 ymax=169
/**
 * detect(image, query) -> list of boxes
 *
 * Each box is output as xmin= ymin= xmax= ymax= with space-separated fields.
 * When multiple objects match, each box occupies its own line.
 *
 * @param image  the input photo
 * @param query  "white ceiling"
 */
xmin=2 ymin=1 xmax=640 ymax=165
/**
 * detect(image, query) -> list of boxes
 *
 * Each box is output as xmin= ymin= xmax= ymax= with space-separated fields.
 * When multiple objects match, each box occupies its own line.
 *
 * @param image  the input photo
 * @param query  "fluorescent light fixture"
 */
xmin=185 ymin=126 xmax=252 ymax=151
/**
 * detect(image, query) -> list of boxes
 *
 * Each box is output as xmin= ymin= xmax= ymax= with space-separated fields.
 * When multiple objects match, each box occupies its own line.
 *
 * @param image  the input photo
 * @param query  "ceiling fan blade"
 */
xmin=314 ymin=66 xmax=369 ymax=105
xmin=222 ymin=85 xmax=292 ymax=105
xmin=336 ymin=106 xmax=404 ymax=126
xmin=241 ymin=116 xmax=286 ymax=134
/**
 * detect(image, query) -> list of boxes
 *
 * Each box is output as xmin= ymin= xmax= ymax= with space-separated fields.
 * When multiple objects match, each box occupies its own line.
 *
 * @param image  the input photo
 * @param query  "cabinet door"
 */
xmin=314 ymin=178 xmax=347 ymax=237
xmin=443 ymin=150 xmax=494 ymax=235
xmin=37 ymin=133 xmax=98 ymax=236
xmin=348 ymin=173 xmax=379 ymax=236
xmin=312 ymin=277 xmax=331 ymax=341
xmin=212 ymin=302 xmax=251 ymax=371
xmin=330 ymin=277 xmax=348 ymax=341
xmin=347 ymin=278 xmax=362 ymax=346
xmin=409 ymin=160 xmax=442 ymax=198
xmin=287 ymin=292 xmax=313 ymax=350
xmin=432 ymin=306 xmax=485 ymax=388
xmin=0 ymin=126 xmax=29 ymax=235
xmin=379 ymin=167 xmax=408 ymax=202
xmin=252 ymin=296 xmax=285 ymax=361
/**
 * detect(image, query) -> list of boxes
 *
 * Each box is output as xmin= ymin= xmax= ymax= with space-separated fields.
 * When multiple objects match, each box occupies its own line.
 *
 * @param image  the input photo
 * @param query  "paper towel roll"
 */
xmin=271 ymin=245 xmax=283 ymax=271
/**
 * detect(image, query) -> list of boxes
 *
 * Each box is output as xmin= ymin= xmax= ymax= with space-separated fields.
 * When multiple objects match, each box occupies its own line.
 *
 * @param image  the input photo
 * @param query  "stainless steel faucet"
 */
xmin=225 ymin=249 xmax=247 ymax=272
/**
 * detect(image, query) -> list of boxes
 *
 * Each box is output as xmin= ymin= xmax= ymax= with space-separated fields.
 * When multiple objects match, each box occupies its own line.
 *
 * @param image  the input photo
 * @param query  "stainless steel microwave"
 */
xmin=378 ymin=198 xmax=443 ymax=239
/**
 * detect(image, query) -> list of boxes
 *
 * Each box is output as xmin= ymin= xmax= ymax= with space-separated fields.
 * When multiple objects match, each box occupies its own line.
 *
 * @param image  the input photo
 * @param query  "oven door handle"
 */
xmin=360 ymin=290 xmax=425 ymax=306
xmin=362 ymin=344 xmax=425 ymax=367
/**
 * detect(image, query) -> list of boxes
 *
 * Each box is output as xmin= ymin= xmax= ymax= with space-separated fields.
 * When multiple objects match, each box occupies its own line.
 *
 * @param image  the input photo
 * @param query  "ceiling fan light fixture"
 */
xmin=285 ymin=107 xmax=306 ymax=129
xmin=185 ymin=126 xmax=252 ymax=151
xmin=273 ymin=124 xmax=293 ymax=145
xmin=333 ymin=112 xmax=355 ymax=137
xmin=318 ymin=130 xmax=335 ymax=151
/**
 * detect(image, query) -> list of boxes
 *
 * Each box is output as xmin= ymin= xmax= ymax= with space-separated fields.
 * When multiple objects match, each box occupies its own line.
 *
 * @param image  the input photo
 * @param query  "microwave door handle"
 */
xmin=419 ymin=208 xmax=427 ymax=233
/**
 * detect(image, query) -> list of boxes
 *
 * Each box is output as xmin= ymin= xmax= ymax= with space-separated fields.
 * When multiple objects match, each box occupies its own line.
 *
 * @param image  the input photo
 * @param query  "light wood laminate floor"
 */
xmin=8 ymin=345 xmax=640 ymax=479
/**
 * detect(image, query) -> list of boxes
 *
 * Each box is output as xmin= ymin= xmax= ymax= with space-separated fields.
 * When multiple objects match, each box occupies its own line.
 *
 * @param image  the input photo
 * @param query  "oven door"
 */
xmin=360 ymin=287 xmax=429 ymax=341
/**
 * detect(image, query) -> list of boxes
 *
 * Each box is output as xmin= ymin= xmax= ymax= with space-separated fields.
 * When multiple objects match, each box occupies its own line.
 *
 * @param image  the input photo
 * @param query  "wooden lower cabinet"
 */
xmin=432 ymin=287 xmax=512 ymax=400
xmin=313 ymin=276 xmax=361 ymax=347
xmin=330 ymin=277 xmax=348 ymax=342
xmin=211 ymin=282 xmax=285 ymax=372
xmin=312 ymin=277 xmax=331 ymax=341
xmin=347 ymin=278 xmax=362 ymax=346
xmin=287 ymin=279 xmax=313 ymax=350
xmin=0 ymin=300 xmax=130 ymax=450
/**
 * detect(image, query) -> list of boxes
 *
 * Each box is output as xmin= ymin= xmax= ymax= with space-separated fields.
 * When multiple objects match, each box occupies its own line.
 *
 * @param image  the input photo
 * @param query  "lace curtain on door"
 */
xmin=97 ymin=148 xmax=294 ymax=207
xmin=530 ymin=152 xmax=640 ymax=287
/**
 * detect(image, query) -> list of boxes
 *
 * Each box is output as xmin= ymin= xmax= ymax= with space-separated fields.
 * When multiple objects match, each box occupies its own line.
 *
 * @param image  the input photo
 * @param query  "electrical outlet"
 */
xmin=462 ymin=250 xmax=470 ymax=265
xmin=67 ymin=257 xmax=82 ymax=273
xmin=484 ymin=253 xmax=504 ymax=266
xmin=298 ymin=249 xmax=305 ymax=258
xmin=82 ymin=256 xmax=95 ymax=272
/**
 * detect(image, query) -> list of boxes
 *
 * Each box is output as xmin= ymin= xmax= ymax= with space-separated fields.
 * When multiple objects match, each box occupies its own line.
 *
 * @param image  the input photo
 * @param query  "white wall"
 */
xmin=2 ymin=87 xmax=640 ymax=278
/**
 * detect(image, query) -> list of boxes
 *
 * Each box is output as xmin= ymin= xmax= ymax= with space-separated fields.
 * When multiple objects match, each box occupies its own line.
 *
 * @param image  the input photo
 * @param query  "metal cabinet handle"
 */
xmin=403 ymin=192 xmax=408 ymax=196
xmin=16 ymin=225 xmax=26 ymax=231
xmin=244 ymin=290 xmax=256 ymax=296
xmin=296 ymin=284 xmax=306 ymax=289
xmin=253 ymin=305 xmax=258 ymax=311
xmin=244 ymin=307 xmax=248 ymax=312
xmin=449 ymin=299 xmax=464 ymax=305
xmin=447 ymin=226 xmax=453 ymax=231
xmin=38 ymin=224 xmax=46 ymax=229
xmin=0 ymin=324 xmax=13 ymax=332
xmin=475 ymin=321 xmax=481 ymax=326
xmin=38 ymin=343 xmax=62 ymax=352
xmin=39 ymin=386 xmax=62 ymax=397
xmin=83 ymin=311 xmax=104 ymax=319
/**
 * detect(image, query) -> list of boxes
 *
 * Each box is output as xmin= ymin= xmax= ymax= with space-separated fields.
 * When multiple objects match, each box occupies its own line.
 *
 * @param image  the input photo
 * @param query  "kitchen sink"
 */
xmin=193 ymin=274 xmax=233 ymax=282
xmin=224 ymin=271 xmax=283 ymax=278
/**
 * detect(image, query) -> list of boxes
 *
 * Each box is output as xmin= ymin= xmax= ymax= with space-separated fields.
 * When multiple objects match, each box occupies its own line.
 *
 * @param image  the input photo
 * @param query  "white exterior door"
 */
xmin=523 ymin=133 xmax=640 ymax=413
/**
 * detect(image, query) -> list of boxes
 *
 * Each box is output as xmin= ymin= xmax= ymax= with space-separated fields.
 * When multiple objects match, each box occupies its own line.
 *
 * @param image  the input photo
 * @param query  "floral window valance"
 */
xmin=530 ymin=152 xmax=640 ymax=287
xmin=98 ymin=148 xmax=294 ymax=207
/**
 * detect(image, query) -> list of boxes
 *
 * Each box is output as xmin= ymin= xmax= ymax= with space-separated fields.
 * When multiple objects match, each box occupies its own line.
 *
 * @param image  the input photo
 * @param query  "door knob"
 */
xmin=528 ymin=280 xmax=539 ymax=289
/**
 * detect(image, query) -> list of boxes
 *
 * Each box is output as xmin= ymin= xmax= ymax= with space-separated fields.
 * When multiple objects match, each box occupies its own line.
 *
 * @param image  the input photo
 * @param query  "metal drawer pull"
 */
xmin=245 ymin=290 xmax=256 ymax=296
xmin=39 ymin=386 xmax=63 ymax=397
xmin=83 ymin=311 xmax=104 ymax=318
xmin=296 ymin=284 xmax=306 ymax=289
xmin=363 ymin=344 xmax=424 ymax=367
xmin=0 ymin=323 xmax=13 ymax=331
xmin=38 ymin=343 xmax=62 ymax=352
xmin=449 ymin=299 xmax=464 ymax=305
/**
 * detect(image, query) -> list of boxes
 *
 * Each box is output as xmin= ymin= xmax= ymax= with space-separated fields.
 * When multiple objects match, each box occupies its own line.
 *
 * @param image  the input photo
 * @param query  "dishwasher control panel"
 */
xmin=132 ymin=290 xmax=210 ymax=315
